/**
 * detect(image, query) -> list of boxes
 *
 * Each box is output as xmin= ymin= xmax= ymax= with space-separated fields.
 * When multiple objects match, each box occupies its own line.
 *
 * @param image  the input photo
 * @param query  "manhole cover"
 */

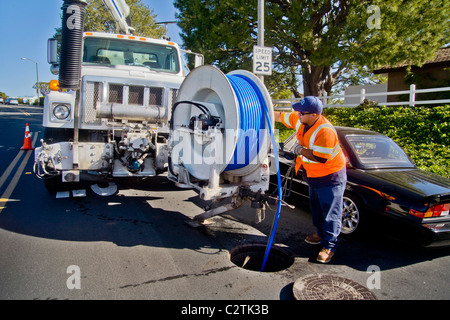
xmin=230 ymin=243 xmax=294 ymax=272
xmin=293 ymin=274 xmax=377 ymax=300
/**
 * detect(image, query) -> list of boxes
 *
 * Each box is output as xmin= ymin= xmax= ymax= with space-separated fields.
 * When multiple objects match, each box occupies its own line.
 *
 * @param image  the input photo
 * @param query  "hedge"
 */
xmin=275 ymin=105 xmax=450 ymax=178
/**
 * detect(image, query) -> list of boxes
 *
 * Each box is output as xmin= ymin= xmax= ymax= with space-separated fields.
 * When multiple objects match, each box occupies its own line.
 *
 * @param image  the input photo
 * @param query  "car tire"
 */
xmin=340 ymin=193 xmax=365 ymax=237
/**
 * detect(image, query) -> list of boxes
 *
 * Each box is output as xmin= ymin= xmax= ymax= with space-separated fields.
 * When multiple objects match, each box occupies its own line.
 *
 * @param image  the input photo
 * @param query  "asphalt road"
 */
xmin=0 ymin=104 xmax=449 ymax=304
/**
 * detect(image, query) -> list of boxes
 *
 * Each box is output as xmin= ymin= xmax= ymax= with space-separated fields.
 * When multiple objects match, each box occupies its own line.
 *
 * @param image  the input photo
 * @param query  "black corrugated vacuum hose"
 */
xmin=59 ymin=0 xmax=87 ymax=90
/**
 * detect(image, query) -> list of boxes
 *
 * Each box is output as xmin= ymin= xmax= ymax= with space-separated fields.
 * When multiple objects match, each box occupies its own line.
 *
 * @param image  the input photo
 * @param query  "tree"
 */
xmin=175 ymin=0 xmax=449 ymax=97
xmin=33 ymin=82 xmax=50 ymax=97
xmin=175 ymin=1 xmax=256 ymax=73
xmin=84 ymin=0 xmax=165 ymax=38
xmin=53 ymin=0 xmax=165 ymax=43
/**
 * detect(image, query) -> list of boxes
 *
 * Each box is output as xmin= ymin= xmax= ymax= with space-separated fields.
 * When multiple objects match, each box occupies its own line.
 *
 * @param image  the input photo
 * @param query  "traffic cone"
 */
xmin=20 ymin=123 xmax=34 ymax=150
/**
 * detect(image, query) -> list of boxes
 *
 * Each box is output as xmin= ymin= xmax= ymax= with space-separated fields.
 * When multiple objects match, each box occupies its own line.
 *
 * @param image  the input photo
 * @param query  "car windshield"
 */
xmin=345 ymin=134 xmax=415 ymax=169
xmin=83 ymin=37 xmax=180 ymax=74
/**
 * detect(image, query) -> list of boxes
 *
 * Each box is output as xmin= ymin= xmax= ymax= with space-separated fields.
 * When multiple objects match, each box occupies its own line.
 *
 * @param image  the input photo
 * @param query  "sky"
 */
xmin=0 ymin=0 xmax=182 ymax=98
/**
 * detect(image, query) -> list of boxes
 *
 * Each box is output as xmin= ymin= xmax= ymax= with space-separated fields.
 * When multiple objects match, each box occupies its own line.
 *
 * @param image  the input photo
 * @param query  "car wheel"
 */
xmin=341 ymin=194 xmax=364 ymax=236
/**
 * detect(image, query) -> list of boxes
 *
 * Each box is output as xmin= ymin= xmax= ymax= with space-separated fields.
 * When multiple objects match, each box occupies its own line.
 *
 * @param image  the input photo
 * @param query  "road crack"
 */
xmin=112 ymin=266 xmax=236 ymax=290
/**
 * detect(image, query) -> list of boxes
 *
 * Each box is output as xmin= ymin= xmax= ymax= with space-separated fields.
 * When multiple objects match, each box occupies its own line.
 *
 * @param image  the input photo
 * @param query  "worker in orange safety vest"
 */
xmin=274 ymin=96 xmax=347 ymax=263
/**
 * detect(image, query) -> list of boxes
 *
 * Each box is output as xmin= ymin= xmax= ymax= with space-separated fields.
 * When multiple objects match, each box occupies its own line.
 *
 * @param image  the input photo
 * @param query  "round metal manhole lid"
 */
xmin=293 ymin=274 xmax=377 ymax=300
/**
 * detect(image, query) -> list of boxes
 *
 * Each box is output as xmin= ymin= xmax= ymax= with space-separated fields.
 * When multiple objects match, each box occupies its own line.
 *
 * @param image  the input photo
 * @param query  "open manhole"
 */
xmin=293 ymin=274 xmax=377 ymax=300
xmin=230 ymin=243 xmax=294 ymax=272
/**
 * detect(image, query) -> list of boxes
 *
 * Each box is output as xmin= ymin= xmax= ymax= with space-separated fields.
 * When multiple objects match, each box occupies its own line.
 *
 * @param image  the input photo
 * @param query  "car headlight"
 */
xmin=52 ymin=104 xmax=71 ymax=121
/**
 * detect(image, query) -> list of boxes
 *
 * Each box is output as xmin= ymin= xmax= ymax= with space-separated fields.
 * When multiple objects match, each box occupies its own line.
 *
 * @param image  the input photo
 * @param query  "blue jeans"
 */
xmin=308 ymin=181 xmax=346 ymax=251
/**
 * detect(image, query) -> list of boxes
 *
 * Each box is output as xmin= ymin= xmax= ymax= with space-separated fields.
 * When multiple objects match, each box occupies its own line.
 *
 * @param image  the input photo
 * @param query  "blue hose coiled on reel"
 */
xmin=225 ymin=75 xmax=265 ymax=171
xmin=225 ymin=74 xmax=283 ymax=272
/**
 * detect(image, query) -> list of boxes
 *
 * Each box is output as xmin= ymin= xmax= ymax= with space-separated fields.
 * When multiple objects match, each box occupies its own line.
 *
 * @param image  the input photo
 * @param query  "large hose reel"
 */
xmin=168 ymin=65 xmax=274 ymax=201
xmin=169 ymin=65 xmax=284 ymax=272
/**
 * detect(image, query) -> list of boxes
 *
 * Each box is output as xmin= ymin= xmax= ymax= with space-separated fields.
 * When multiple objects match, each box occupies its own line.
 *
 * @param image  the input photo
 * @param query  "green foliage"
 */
xmin=275 ymin=121 xmax=295 ymax=143
xmin=32 ymin=82 xmax=50 ymax=97
xmin=277 ymin=105 xmax=450 ymax=178
xmin=175 ymin=0 xmax=255 ymax=72
xmin=174 ymin=0 xmax=450 ymax=97
xmin=84 ymin=0 xmax=164 ymax=38
xmin=53 ymin=0 xmax=165 ymax=62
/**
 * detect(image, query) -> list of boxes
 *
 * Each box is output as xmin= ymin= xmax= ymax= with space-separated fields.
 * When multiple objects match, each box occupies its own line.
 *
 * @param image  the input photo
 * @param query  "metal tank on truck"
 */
xmin=33 ymin=0 xmax=203 ymax=193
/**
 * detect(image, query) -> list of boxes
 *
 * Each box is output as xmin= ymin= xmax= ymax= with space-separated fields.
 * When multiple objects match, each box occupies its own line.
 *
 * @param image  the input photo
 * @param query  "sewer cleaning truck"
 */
xmin=34 ymin=0 xmax=278 ymax=228
xmin=33 ymin=0 xmax=203 ymax=193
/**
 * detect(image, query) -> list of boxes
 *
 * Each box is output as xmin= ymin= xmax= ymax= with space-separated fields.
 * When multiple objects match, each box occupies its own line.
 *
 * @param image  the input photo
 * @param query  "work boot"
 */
xmin=305 ymin=234 xmax=321 ymax=245
xmin=316 ymin=248 xmax=334 ymax=263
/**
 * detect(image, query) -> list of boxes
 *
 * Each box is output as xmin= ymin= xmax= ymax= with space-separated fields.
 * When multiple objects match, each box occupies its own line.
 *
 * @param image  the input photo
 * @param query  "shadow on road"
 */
xmin=1 ymin=173 xmax=449 ymax=274
xmin=0 ymin=175 xmax=267 ymax=255
xmin=226 ymin=196 xmax=450 ymax=273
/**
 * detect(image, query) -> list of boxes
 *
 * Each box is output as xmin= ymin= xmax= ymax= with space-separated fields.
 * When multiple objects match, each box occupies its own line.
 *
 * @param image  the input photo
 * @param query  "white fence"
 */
xmin=272 ymin=84 xmax=450 ymax=110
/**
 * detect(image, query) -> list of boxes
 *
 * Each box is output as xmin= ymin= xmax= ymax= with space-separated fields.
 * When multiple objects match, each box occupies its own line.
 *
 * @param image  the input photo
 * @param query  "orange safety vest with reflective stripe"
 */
xmin=281 ymin=112 xmax=346 ymax=178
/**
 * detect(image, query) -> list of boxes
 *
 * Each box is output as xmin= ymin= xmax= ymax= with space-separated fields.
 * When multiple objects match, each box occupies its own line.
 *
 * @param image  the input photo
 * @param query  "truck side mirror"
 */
xmin=47 ymin=38 xmax=58 ymax=64
xmin=47 ymin=38 xmax=59 ymax=75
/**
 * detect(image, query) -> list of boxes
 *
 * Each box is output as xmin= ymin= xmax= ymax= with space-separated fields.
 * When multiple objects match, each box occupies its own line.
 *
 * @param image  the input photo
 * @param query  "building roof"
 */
xmin=373 ymin=47 xmax=450 ymax=74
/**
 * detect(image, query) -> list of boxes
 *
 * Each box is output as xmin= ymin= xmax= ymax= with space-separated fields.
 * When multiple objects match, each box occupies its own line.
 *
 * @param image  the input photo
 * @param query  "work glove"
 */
xmin=293 ymin=143 xmax=304 ymax=156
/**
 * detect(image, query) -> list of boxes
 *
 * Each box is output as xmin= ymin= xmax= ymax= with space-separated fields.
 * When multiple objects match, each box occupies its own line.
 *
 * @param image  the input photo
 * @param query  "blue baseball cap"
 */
xmin=292 ymin=96 xmax=323 ymax=114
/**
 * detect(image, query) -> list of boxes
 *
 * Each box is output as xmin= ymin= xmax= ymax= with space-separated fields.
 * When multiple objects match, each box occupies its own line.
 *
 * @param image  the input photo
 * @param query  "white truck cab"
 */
xmin=35 ymin=30 xmax=190 ymax=190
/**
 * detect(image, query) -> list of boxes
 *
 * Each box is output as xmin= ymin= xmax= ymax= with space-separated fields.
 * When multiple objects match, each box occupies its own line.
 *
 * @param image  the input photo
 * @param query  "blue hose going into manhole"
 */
xmin=225 ymin=74 xmax=283 ymax=272
xmin=259 ymin=85 xmax=283 ymax=272
xmin=170 ymin=67 xmax=283 ymax=271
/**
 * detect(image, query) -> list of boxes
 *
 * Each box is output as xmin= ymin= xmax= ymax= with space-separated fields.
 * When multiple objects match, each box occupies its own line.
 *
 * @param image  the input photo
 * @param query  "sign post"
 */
xmin=256 ymin=0 xmax=269 ymax=81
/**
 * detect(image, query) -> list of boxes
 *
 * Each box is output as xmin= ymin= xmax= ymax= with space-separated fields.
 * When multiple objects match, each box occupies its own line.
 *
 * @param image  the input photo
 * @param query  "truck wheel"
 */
xmin=43 ymin=175 xmax=65 ymax=193
xmin=43 ymin=176 xmax=83 ymax=194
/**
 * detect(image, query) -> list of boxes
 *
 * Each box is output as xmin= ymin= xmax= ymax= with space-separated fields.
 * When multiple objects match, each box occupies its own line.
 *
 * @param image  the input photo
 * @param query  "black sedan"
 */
xmin=271 ymin=126 xmax=450 ymax=247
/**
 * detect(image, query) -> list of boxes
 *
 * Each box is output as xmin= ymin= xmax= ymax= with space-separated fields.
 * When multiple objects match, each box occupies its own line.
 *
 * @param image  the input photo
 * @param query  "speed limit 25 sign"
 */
xmin=253 ymin=46 xmax=272 ymax=76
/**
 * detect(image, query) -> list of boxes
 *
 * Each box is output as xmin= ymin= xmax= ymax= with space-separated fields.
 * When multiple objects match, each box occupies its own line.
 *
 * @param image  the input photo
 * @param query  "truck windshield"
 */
xmin=83 ymin=37 xmax=180 ymax=74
